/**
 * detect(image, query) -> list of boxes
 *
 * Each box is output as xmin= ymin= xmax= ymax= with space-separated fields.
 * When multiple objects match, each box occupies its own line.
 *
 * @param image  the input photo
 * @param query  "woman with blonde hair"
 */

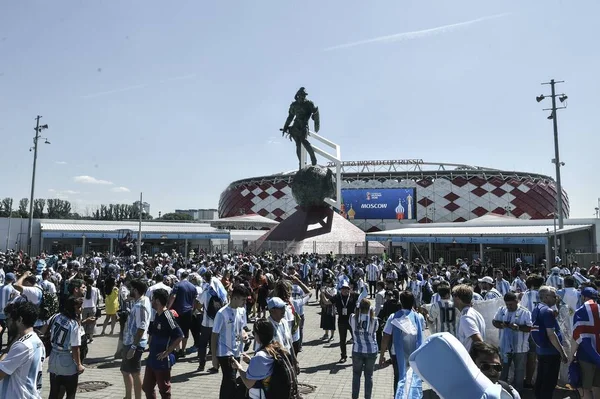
xmin=350 ymin=298 xmax=379 ymax=399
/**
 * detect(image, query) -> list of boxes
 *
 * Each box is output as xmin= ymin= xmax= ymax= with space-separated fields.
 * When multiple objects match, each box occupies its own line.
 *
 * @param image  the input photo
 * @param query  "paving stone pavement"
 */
xmin=17 ymin=298 xmax=574 ymax=399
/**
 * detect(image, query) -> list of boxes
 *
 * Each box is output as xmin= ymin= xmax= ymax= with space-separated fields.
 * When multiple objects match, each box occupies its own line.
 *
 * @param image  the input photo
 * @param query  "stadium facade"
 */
xmin=219 ymin=160 xmax=569 ymax=232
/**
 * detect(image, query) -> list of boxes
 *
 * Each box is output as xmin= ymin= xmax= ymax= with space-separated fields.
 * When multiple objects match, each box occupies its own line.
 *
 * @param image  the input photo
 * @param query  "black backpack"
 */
xmin=206 ymin=292 xmax=224 ymax=319
xmin=266 ymin=348 xmax=299 ymax=399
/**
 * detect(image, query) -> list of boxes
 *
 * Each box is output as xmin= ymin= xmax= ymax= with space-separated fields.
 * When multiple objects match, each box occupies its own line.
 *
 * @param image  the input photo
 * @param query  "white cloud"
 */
xmin=110 ymin=186 xmax=131 ymax=193
xmin=324 ymin=13 xmax=510 ymax=51
xmin=48 ymin=189 xmax=80 ymax=199
xmin=55 ymin=161 xmax=67 ymax=165
xmin=73 ymin=175 xmax=113 ymax=185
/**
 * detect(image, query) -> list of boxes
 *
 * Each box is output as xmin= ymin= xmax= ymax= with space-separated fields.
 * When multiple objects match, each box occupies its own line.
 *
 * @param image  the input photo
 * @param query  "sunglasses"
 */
xmin=479 ymin=363 xmax=502 ymax=373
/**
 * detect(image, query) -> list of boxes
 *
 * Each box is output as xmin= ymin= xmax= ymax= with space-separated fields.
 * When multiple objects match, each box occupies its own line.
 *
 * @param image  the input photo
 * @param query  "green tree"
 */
xmin=160 ymin=212 xmax=193 ymax=221
xmin=0 ymin=197 xmax=13 ymax=217
xmin=33 ymin=199 xmax=46 ymax=218
xmin=18 ymin=198 xmax=29 ymax=218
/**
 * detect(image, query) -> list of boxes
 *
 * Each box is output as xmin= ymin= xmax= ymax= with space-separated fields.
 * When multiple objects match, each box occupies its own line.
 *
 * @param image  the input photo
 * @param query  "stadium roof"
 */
xmin=40 ymin=221 xmax=229 ymax=240
xmin=210 ymin=214 xmax=279 ymax=229
xmin=367 ymin=218 xmax=593 ymax=245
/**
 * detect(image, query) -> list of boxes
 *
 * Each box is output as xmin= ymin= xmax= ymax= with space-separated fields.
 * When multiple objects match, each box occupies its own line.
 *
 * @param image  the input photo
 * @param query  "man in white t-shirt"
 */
xmin=0 ymin=301 xmax=46 ymax=398
xmin=13 ymin=272 xmax=45 ymax=327
xmin=452 ymin=284 xmax=486 ymax=352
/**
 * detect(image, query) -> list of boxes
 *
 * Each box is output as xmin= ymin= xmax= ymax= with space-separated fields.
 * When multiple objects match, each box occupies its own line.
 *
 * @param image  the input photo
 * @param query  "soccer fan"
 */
xmin=573 ymin=287 xmax=600 ymax=399
xmin=0 ymin=273 xmax=18 ymax=352
xmin=428 ymin=284 xmax=457 ymax=336
xmin=349 ymin=299 xmax=378 ymax=399
xmin=531 ymin=285 xmax=568 ymax=399
xmin=142 ymin=288 xmax=183 ymax=399
xmin=511 ymin=271 xmax=527 ymax=294
xmin=211 ymin=284 xmax=248 ymax=399
xmin=492 ymin=292 xmax=532 ymax=392
xmin=121 ymin=279 xmax=151 ymax=399
xmin=452 ymin=284 xmax=486 ymax=352
xmin=478 ymin=276 xmax=503 ymax=300
xmin=0 ymin=301 xmax=45 ymax=398
xmin=494 ymin=270 xmax=511 ymax=296
xmin=545 ymin=267 xmax=564 ymax=289
xmin=469 ymin=342 xmax=521 ymax=399
xmin=366 ymin=258 xmax=380 ymax=298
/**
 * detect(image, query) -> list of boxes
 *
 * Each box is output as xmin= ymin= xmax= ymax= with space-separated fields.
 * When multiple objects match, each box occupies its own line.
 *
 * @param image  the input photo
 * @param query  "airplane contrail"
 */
xmin=81 ymin=73 xmax=197 ymax=99
xmin=324 ymin=13 xmax=510 ymax=51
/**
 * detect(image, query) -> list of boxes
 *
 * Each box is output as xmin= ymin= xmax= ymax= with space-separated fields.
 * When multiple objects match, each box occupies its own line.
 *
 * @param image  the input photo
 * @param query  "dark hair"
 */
xmin=437 ymin=286 xmax=450 ymax=298
xmin=181 ymin=271 xmax=189 ymax=280
xmin=105 ymin=277 xmax=116 ymax=293
xmin=85 ymin=277 xmax=94 ymax=300
xmin=129 ymin=279 xmax=147 ymax=296
xmin=253 ymin=318 xmax=284 ymax=359
xmin=469 ymin=341 xmax=501 ymax=362
xmin=68 ymin=279 xmax=85 ymax=295
xmin=564 ymin=276 xmax=575 ymax=288
xmin=231 ymin=284 xmax=249 ymax=298
xmin=376 ymin=281 xmax=385 ymax=289
xmin=6 ymin=301 xmax=39 ymax=328
xmin=503 ymin=292 xmax=517 ymax=302
xmin=399 ymin=291 xmax=415 ymax=310
xmin=204 ymin=270 xmax=213 ymax=281
xmin=152 ymin=288 xmax=169 ymax=306
xmin=63 ymin=296 xmax=84 ymax=320
xmin=24 ymin=275 xmax=37 ymax=285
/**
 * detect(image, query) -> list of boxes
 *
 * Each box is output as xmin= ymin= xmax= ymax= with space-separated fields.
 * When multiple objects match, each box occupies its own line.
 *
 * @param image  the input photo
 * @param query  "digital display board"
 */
xmin=340 ymin=188 xmax=416 ymax=220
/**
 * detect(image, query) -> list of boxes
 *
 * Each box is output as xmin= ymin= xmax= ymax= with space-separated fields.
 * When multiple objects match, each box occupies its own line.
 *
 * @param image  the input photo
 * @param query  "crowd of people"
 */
xmin=0 ymin=248 xmax=598 ymax=399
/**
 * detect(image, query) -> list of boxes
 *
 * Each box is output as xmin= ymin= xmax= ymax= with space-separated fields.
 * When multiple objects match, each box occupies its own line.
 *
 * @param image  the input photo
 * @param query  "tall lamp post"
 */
xmin=27 ymin=116 xmax=50 ymax=255
xmin=536 ymin=80 xmax=568 ymax=230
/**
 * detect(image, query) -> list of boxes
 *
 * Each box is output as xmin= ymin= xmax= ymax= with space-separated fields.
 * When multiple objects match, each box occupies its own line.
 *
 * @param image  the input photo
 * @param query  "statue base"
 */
xmin=254 ymin=206 xmax=385 ymax=255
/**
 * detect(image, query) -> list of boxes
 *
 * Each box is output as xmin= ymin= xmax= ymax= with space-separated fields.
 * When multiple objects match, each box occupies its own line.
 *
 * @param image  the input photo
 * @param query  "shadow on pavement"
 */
xmin=301 ymin=361 xmax=351 ymax=375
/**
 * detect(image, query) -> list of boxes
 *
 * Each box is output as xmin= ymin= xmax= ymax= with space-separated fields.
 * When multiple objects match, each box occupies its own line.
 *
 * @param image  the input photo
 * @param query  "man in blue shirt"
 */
xmin=531 ymin=285 xmax=568 ymax=399
xmin=167 ymin=272 xmax=197 ymax=358
xmin=142 ymin=288 xmax=183 ymax=399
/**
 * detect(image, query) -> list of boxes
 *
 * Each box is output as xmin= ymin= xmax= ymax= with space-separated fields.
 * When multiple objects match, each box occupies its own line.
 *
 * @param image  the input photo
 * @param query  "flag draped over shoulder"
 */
xmin=573 ymin=300 xmax=600 ymax=366
xmin=209 ymin=276 xmax=228 ymax=303
xmin=391 ymin=310 xmax=424 ymax=398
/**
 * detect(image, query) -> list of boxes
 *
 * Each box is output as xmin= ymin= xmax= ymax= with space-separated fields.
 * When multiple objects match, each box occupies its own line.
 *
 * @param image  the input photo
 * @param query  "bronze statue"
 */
xmin=281 ymin=87 xmax=320 ymax=169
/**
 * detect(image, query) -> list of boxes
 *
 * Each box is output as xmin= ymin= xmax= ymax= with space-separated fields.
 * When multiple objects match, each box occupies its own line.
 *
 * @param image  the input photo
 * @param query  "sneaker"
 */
xmin=339 ymin=357 xmax=347 ymax=363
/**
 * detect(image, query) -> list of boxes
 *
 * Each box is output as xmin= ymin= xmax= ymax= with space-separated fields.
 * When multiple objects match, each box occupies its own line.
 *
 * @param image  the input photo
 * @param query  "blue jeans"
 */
xmin=500 ymin=352 xmax=526 ymax=391
xmin=352 ymin=352 xmax=377 ymax=399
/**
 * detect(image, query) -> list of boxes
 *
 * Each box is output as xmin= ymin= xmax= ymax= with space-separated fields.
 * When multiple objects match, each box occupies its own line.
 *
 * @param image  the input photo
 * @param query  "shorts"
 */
xmin=580 ymin=360 xmax=600 ymax=389
xmin=177 ymin=311 xmax=193 ymax=338
xmin=48 ymin=351 xmax=77 ymax=376
xmin=120 ymin=346 xmax=144 ymax=373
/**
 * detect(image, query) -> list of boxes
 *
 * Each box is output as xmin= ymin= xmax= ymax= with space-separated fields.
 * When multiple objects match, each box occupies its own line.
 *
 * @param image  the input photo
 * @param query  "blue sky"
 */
xmin=1 ymin=1 xmax=599 ymax=218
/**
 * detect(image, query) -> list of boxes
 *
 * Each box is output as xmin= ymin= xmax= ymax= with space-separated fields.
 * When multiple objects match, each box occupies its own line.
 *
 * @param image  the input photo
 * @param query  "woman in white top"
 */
xmin=231 ymin=318 xmax=298 ymax=399
xmin=82 ymin=277 xmax=100 ymax=341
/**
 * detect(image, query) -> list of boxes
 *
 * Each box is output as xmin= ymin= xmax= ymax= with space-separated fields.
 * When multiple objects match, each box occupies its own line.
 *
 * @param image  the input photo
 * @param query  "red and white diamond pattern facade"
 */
xmin=219 ymin=172 xmax=569 ymax=230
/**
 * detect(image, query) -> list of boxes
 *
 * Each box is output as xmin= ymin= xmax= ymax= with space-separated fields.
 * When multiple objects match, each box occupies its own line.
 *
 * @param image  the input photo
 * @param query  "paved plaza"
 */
xmin=16 ymin=298 xmax=572 ymax=399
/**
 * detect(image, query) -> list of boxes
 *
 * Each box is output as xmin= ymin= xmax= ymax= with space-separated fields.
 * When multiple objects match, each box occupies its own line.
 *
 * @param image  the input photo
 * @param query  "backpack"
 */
xmin=206 ymin=292 xmax=224 ymax=320
xmin=265 ymin=348 xmax=299 ymax=399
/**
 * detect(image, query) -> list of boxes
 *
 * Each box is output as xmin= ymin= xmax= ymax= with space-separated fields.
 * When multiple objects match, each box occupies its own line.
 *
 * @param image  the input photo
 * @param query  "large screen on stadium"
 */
xmin=340 ymin=188 xmax=416 ymax=220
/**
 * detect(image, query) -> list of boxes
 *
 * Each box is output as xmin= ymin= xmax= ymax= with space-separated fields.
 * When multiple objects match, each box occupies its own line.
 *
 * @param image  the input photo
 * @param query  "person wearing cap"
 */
xmin=322 ymin=280 xmax=360 ymax=363
xmin=545 ymin=267 xmax=564 ymax=289
xmin=267 ymin=297 xmax=293 ymax=353
xmin=573 ymin=287 xmax=600 ymax=399
xmin=0 ymin=273 xmax=18 ymax=352
xmin=478 ymin=276 xmax=502 ymax=300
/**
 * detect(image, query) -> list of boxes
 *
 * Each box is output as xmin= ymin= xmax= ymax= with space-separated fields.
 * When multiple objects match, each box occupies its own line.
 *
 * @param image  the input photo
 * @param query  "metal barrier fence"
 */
xmin=232 ymin=241 xmax=385 ymax=256
xmin=433 ymin=250 xmax=540 ymax=269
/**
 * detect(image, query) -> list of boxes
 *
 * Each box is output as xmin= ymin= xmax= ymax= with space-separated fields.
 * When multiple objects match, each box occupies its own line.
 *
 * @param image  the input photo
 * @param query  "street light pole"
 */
xmin=137 ymin=192 xmax=143 ymax=259
xmin=549 ymin=80 xmax=564 ymax=230
xmin=27 ymin=116 xmax=49 ymax=255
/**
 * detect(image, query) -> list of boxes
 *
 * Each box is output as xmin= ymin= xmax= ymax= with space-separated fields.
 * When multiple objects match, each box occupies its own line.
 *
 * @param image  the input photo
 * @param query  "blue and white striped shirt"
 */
xmin=213 ymin=305 xmax=247 ymax=357
xmin=350 ymin=313 xmax=379 ymax=354
xmin=0 ymin=284 xmax=18 ymax=320
xmin=428 ymin=299 xmax=457 ymax=336
xmin=366 ymin=263 xmax=379 ymax=282
xmin=483 ymin=288 xmax=502 ymax=300
xmin=511 ymin=277 xmax=527 ymax=293
xmin=493 ymin=305 xmax=532 ymax=353
xmin=496 ymin=279 xmax=511 ymax=296
xmin=546 ymin=274 xmax=564 ymax=289
xmin=520 ymin=290 xmax=539 ymax=313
